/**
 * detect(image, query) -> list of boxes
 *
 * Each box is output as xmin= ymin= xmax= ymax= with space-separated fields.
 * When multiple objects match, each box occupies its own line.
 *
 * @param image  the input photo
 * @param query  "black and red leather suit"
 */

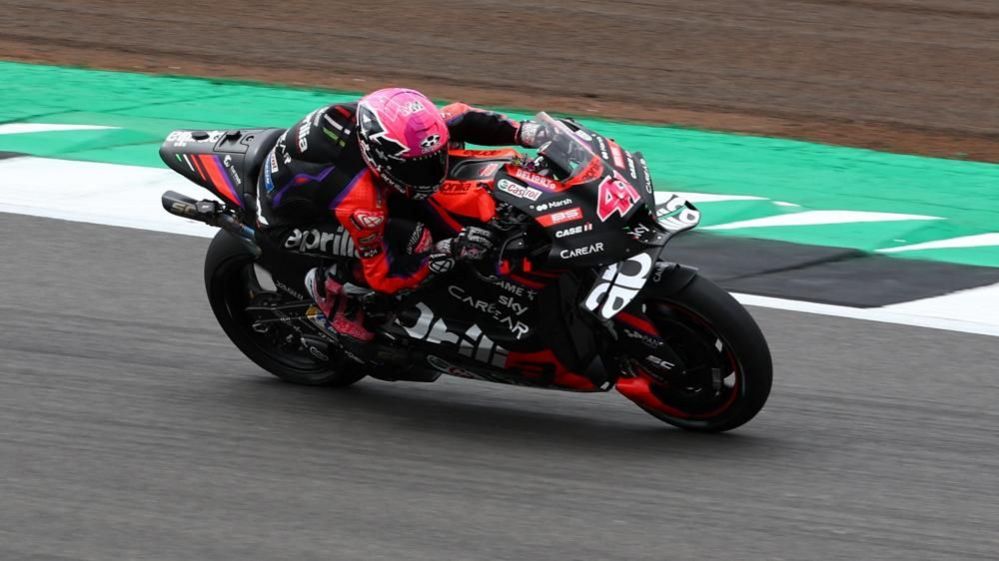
xmin=256 ymin=102 xmax=522 ymax=294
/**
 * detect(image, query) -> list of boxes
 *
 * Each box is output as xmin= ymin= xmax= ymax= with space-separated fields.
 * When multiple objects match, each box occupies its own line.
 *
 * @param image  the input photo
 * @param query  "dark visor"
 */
xmin=386 ymin=149 xmax=448 ymax=190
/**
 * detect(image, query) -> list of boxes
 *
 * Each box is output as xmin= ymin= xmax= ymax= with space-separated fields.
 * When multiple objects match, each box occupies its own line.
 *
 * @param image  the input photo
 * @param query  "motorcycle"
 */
xmin=159 ymin=113 xmax=772 ymax=432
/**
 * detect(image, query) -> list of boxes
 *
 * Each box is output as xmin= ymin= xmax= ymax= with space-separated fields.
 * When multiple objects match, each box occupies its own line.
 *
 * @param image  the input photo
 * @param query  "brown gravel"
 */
xmin=2 ymin=0 xmax=998 ymax=161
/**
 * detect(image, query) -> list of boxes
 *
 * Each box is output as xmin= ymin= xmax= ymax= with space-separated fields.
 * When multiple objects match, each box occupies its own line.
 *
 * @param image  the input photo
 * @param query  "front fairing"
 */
xmin=582 ymin=194 xmax=702 ymax=320
xmin=489 ymin=114 xmax=667 ymax=269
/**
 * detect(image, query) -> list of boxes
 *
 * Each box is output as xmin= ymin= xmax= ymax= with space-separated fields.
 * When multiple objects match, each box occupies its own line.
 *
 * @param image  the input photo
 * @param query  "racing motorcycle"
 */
xmin=159 ymin=113 xmax=772 ymax=432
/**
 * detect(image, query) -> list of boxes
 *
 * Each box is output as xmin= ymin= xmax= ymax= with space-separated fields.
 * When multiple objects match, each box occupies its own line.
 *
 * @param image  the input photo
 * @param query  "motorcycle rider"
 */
xmin=256 ymin=88 xmax=546 ymax=343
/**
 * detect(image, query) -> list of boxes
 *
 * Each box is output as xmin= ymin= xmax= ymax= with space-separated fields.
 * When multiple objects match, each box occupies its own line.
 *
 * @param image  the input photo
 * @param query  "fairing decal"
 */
xmin=196 ymin=154 xmax=243 ymax=207
xmin=584 ymin=249 xmax=657 ymax=320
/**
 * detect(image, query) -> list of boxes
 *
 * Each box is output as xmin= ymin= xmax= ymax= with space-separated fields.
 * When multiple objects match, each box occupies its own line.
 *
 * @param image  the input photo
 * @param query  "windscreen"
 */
xmin=534 ymin=112 xmax=601 ymax=181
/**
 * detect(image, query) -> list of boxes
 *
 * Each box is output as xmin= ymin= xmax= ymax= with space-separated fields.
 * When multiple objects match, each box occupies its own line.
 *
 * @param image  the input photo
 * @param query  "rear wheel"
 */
xmin=204 ymin=231 xmax=366 ymax=387
xmin=613 ymin=274 xmax=772 ymax=432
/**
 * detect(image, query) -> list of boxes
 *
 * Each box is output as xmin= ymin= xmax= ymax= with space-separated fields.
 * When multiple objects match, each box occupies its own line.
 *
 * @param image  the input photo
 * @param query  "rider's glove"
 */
xmin=517 ymin=121 xmax=550 ymax=149
xmin=436 ymin=226 xmax=497 ymax=262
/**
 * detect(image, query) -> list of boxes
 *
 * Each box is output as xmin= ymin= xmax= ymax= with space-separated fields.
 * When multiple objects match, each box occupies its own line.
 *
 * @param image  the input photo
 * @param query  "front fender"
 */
xmin=643 ymin=262 xmax=699 ymax=298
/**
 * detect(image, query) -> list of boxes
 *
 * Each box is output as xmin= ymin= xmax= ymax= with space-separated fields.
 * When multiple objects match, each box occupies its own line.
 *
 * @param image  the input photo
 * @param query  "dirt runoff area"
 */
xmin=2 ymin=0 xmax=998 ymax=161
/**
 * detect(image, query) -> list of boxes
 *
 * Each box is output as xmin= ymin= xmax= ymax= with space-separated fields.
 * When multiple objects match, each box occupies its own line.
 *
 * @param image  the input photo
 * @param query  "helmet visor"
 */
xmin=386 ymin=149 xmax=448 ymax=195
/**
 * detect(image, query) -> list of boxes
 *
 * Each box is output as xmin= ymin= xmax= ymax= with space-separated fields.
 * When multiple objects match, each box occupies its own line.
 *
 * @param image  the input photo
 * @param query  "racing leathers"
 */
xmin=255 ymin=101 xmax=530 ymax=339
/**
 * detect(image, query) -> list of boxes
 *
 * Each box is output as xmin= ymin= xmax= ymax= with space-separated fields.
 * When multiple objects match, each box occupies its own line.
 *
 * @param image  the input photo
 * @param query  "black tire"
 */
xmin=629 ymin=274 xmax=772 ymax=432
xmin=203 ymin=231 xmax=366 ymax=387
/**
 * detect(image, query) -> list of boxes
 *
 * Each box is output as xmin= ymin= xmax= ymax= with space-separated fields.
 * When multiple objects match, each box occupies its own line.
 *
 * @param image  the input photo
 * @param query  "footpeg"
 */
xmin=300 ymin=335 xmax=333 ymax=362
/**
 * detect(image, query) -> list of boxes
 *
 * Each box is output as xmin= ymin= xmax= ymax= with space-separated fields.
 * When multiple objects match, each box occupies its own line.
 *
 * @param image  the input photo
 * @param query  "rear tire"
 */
xmin=204 ymin=231 xmax=366 ymax=387
xmin=618 ymin=274 xmax=772 ymax=432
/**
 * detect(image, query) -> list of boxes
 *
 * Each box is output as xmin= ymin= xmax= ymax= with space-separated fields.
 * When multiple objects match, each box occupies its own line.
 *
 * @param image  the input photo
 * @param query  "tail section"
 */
xmin=158 ymin=128 xmax=285 ymax=209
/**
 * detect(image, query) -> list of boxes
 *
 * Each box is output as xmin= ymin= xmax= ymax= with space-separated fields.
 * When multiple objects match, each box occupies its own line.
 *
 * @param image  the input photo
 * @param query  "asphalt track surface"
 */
xmin=3 ymin=212 xmax=998 ymax=560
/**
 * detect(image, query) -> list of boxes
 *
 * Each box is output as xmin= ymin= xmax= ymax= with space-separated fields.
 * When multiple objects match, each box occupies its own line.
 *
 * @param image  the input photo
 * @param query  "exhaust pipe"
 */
xmin=161 ymin=190 xmax=200 ymax=219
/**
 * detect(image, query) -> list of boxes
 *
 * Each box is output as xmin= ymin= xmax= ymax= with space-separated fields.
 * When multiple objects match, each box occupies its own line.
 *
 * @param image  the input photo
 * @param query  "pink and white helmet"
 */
xmin=356 ymin=88 xmax=450 ymax=199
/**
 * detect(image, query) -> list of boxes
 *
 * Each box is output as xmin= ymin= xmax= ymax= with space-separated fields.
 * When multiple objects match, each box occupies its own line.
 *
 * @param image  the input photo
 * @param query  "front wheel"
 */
xmin=613 ymin=274 xmax=772 ymax=432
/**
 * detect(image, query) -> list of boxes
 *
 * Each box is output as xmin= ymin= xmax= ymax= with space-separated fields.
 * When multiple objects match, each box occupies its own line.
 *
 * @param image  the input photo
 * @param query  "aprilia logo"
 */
xmin=352 ymin=210 xmax=385 ymax=230
xmin=283 ymin=228 xmax=356 ymax=256
xmin=399 ymin=302 xmax=509 ymax=367
xmin=597 ymin=176 xmax=641 ymax=221
xmin=584 ymin=251 xmax=654 ymax=319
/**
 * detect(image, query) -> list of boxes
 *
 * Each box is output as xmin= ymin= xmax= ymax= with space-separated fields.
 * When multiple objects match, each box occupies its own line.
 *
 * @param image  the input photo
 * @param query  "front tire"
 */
xmin=203 ymin=231 xmax=366 ymax=387
xmin=615 ymin=274 xmax=772 ymax=432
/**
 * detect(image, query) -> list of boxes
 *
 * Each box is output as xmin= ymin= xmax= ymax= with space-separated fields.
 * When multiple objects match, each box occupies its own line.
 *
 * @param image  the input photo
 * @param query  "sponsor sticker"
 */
xmin=608 ymin=140 xmax=626 ymax=169
xmin=439 ymin=180 xmax=478 ymax=194
xmin=402 ymin=101 xmax=425 ymax=115
xmin=536 ymin=206 xmax=583 ymax=227
xmin=594 ymin=136 xmax=610 ymax=159
xmin=621 ymin=328 xmax=664 ymax=349
xmin=554 ymin=222 xmax=594 ymax=238
xmin=638 ymin=156 xmax=653 ymax=193
xmin=166 ymin=130 xmax=224 ymax=146
xmin=535 ymin=198 xmax=572 ymax=212
xmin=222 ymin=154 xmax=241 ymax=186
xmin=497 ymin=179 xmax=542 ymax=201
xmin=448 ymin=286 xmax=530 ymax=339
xmin=625 ymin=153 xmax=638 ymax=180
xmin=508 ymin=167 xmax=559 ymax=191
xmin=479 ymin=163 xmax=500 ymax=177
xmin=358 ymin=245 xmax=382 ymax=258
xmin=559 ymin=242 xmax=604 ymax=260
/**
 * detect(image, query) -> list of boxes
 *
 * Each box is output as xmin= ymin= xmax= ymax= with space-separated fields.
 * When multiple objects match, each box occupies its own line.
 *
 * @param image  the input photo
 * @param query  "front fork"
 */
xmin=602 ymin=263 xmax=700 ymax=413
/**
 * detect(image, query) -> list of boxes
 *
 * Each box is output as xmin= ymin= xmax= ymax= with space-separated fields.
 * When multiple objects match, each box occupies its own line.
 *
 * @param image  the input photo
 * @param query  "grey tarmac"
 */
xmin=1 ymin=213 xmax=997 ymax=560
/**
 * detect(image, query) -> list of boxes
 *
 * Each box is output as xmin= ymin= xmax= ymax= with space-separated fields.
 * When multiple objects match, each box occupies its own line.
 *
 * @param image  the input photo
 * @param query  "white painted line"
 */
xmin=656 ymin=191 xmax=767 ymax=204
xmin=1 ymin=156 xmax=997 ymax=338
xmin=0 ymin=156 xmax=216 ymax=237
xmin=0 ymin=123 xmax=117 ymax=135
xmin=878 ymin=233 xmax=999 ymax=253
xmin=735 ymin=292 xmax=999 ymax=338
xmin=883 ymin=282 xmax=999 ymax=324
xmin=705 ymin=210 xmax=942 ymax=231
xmin=672 ymin=192 xmax=767 ymax=204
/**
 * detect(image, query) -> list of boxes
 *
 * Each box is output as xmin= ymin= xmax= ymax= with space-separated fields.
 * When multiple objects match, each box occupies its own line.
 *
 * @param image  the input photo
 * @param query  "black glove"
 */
xmin=436 ymin=226 xmax=497 ymax=261
xmin=518 ymin=120 xmax=550 ymax=149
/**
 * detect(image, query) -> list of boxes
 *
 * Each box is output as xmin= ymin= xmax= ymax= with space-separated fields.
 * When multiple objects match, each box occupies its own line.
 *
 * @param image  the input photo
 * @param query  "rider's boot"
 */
xmin=304 ymin=267 xmax=375 ymax=343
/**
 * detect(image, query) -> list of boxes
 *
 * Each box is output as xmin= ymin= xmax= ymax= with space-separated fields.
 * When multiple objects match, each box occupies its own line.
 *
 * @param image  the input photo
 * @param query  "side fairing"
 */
xmin=491 ymin=164 xmax=645 ymax=269
xmin=388 ymin=271 xmax=603 ymax=390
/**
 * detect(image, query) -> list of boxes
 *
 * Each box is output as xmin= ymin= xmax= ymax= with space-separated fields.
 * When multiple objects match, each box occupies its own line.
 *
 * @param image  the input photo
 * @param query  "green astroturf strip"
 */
xmin=2 ymin=60 xmax=999 ymax=267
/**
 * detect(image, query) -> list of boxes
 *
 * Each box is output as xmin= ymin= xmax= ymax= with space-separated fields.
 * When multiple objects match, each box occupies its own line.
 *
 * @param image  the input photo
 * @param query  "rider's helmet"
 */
xmin=356 ymin=88 xmax=450 ymax=199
